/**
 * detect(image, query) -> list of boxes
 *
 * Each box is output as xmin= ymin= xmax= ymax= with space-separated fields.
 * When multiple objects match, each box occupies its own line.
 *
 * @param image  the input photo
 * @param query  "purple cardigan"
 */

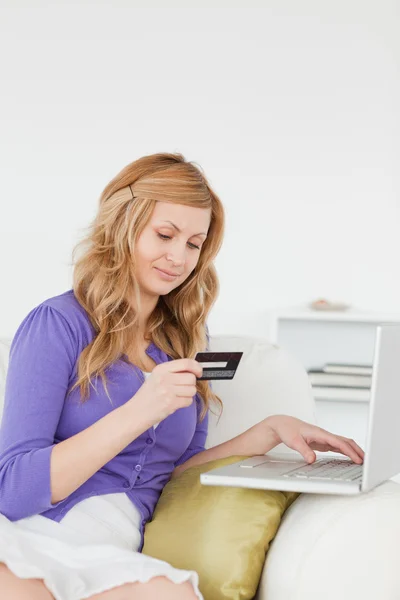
xmin=0 ymin=290 xmax=209 ymax=550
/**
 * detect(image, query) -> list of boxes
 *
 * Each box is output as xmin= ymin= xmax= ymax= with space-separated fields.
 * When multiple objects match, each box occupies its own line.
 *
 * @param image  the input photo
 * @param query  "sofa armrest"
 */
xmin=256 ymin=480 xmax=400 ymax=600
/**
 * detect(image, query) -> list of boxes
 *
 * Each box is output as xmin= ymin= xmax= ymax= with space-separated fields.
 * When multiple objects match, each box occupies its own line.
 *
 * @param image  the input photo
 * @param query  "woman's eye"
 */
xmin=157 ymin=233 xmax=200 ymax=250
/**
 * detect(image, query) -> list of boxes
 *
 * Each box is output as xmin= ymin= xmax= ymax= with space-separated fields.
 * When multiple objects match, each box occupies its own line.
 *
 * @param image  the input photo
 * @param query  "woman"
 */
xmin=0 ymin=152 xmax=364 ymax=600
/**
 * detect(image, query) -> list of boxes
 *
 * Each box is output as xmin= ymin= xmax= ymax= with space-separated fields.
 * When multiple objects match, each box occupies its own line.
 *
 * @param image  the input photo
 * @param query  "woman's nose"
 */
xmin=166 ymin=249 xmax=185 ymax=265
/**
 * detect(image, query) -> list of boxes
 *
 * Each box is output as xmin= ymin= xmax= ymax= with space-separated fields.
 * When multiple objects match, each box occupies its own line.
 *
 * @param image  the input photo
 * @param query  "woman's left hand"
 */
xmin=265 ymin=415 xmax=365 ymax=464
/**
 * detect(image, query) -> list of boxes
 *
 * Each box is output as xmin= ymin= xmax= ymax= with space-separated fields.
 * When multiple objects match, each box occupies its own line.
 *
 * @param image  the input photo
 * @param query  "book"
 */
xmin=312 ymin=386 xmax=370 ymax=401
xmin=322 ymin=363 xmax=373 ymax=375
xmin=308 ymin=370 xmax=371 ymax=388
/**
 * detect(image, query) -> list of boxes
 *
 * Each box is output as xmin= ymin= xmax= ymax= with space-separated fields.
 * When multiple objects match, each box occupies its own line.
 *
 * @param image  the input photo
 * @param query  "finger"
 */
xmin=288 ymin=435 xmax=316 ymax=464
xmin=340 ymin=437 xmax=365 ymax=461
xmin=170 ymin=372 xmax=198 ymax=386
xmin=165 ymin=358 xmax=203 ymax=378
xmin=324 ymin=434 xmax=363 ymax=463
xmin=174 ymin=385 xmax=198 ymax=399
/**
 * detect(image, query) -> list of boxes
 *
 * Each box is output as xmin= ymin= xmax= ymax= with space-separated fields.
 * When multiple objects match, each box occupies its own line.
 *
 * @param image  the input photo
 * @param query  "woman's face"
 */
xmin=134 ymin=201 xmax=211 ymax=301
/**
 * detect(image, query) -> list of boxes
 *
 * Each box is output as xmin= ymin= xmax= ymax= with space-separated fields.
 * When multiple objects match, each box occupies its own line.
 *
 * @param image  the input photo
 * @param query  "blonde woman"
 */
xmin=0 ymin=152 xmax=364 ymax=600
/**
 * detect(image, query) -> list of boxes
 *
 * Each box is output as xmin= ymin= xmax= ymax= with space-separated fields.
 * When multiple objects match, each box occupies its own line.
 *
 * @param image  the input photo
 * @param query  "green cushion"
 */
xmin=143 ymin=455 xmax=299 ymax=600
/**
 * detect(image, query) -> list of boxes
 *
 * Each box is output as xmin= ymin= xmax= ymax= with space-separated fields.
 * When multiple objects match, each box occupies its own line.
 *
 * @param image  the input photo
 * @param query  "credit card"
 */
xmin=194 ymin=351 xmax=243 ymax=380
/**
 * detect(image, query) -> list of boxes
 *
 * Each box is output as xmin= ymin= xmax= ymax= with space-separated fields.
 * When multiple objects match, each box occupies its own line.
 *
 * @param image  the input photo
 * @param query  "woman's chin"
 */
xmin=143 ymin=282 xmax=178 ymax=297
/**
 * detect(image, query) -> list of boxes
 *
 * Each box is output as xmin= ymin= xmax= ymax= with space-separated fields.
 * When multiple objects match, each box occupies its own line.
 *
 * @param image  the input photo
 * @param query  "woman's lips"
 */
xmin=154 ymin=267 xmax=179 ymax=281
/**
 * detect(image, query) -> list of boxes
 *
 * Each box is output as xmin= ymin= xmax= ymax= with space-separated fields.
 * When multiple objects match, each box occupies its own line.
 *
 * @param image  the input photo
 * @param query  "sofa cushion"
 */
xmin=207 ymin=335 xmax=317 ymax=451
xmin=143 ymin=454 xmax=299 ymax=600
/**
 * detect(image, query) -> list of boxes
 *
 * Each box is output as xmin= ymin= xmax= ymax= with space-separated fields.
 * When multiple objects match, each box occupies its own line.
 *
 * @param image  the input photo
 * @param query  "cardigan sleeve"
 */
xmin=0 ymin=304 xmax=78 ymax=520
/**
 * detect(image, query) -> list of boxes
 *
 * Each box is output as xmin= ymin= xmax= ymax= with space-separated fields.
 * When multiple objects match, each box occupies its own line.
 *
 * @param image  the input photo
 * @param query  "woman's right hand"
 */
xmin=129 ymin=359 xmax=203 ymax=427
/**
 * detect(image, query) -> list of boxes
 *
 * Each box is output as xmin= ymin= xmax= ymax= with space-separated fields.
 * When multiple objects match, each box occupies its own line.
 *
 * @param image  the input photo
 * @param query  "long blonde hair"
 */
xmin=70 ymin=152 xmax=225 ymax=419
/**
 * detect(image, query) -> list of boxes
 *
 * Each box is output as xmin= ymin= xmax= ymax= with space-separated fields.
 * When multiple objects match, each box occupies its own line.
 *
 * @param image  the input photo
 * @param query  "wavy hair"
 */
xmin=69 ymin=152 xmax=225 ymax=419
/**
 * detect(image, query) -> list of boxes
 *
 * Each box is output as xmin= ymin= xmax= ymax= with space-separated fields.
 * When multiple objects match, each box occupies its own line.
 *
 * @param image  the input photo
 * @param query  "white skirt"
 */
xmin=0 ymin=493 xmax=203 ymax=600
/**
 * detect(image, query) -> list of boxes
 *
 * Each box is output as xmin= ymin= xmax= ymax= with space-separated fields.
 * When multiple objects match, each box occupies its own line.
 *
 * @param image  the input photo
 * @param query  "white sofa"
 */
xmin=1 ymin=335 xmax=400 ymax=600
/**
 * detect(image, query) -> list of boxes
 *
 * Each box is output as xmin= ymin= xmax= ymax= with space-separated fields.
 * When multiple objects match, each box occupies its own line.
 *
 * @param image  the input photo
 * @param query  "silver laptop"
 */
xmin=201 ymin=325 xmax=400 ymax=495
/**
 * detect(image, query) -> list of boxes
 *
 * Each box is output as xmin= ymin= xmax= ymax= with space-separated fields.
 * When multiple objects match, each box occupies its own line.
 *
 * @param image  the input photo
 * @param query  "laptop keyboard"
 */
xmin=283 ymin=459 xmax=363 ymax=482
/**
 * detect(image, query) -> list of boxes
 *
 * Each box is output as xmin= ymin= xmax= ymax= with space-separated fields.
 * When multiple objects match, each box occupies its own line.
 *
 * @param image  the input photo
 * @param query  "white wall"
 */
xmin=1 ymin=0 xmax=399 ymax=341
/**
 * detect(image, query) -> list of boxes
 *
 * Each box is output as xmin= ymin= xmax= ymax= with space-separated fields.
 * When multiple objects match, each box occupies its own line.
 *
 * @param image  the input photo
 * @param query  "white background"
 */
xmin=1 ymin=0 xmax=399 ymax=340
